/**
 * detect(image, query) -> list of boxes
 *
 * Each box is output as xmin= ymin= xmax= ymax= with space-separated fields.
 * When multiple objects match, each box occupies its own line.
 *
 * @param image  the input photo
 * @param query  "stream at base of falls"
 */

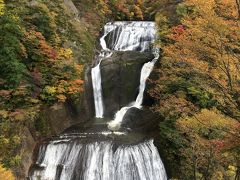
xmin=29 ymin=21 xmax=168 ymax=180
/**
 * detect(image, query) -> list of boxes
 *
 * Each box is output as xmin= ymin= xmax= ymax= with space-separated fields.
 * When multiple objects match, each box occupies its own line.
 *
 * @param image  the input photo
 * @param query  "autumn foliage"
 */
xmin=0 ymin=165 xmax=15 ymax=180
xmin=0 ymin=0 xmax=84 ymax=169
xmin=150 ymin=0 xmax=240 ymax=179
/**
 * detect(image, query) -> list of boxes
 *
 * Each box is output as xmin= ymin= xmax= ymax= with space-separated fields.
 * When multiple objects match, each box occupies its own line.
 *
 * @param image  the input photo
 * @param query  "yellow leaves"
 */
xmin=0 ymin=165 xmax=15 ymax=180
xmin=185 ymin=0 xmax=216 ymax=15
xmin=0 ymin=136 xmax=9 ymax=147
xmin=44 ymin=86 xmax=56 ymax=95
xmin=175 ymin=109 xmax=239 ymax=178
xmin=47 ymin=79 xmax=84 ymax=102
xmin=226 ymin=165 xmax=238 ymax=178
xmin=29 ymin=98 xmax=40 ymax=104
xmin=177 ymin=109 xmax=238 ymax=135
xmin=164 ymin=0 xmax=240 ymax=95
xmin=97 ymin=0 xmax=112 ymax=15
xmin=58 ymin=48 xmax=73 ymax=60
xmin=228 ymin=165 xmax=237 ymax=172
xmin=74 ymin=64 xmax=83 ymax=73
xmin=133 ymin=5 xmax=144 ymax=20
xmin=0 ymin=110 xmax=8 ymax=119
xmin=0 ymin=0 xmax=5 ymax=16
xmin=11 ymin=136 xmax=21 ymax=145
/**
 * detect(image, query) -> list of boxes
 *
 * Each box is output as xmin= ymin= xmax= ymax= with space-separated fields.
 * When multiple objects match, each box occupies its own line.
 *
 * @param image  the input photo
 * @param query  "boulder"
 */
xmin=121 ymin=107 xmax=159 ymax=132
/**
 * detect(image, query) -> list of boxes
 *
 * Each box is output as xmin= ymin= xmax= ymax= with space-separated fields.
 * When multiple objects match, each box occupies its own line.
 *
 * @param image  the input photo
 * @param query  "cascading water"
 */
xmin=30 ymin=137 xmax=167 ymax=180
xmin=29 ymin=21 xmax=167 ymax=180
xmin=107 ymin=23 xmax=158 ymax=131
xmin=91 ymin=35 xmax=110 ymax=118
xmin=92 ymin=22 xmax=156 ymax=118
xmin=108 ymin=49 xmax=159 ymax=131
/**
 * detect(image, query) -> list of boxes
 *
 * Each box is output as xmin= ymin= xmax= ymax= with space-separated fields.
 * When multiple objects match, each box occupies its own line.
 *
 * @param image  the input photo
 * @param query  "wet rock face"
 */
xmin=121 ymin=107 xmax=159 ymax=132
xmin=100 ymin=51 xmax=154 ymax=118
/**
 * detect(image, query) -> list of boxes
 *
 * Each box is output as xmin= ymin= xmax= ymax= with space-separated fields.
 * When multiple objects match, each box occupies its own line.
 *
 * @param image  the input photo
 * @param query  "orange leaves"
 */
xmin=54 ymin=79 xmax=84 ymax=102
xmin=24 ymin=30 xmax=84 ymax=104
xmin=95 ymin=0 xmax=149 ymax=20
xmin=56 ymin=94 xmax=66 ymax=102
xmin=72 ymin=79 xmax=84 ymax=85
xmin=74 ymin=64 xmax=83 ymax=72
xmin=185 ymin=0 xmax=216 ymax=15
xmin=39 ymin=40 xmax=57 ymax=60
xmin=0 ymin=165 xmax=15 ymax=180
xmin=25 ymin=30 xmax=57 ymax=61
xmin=65 ymin=79 xmax=84 ymax=95
xmin=211 ymin=140 xmax=226 ymax=152
xmin=169 ymin=25 xmax=186 ymax=41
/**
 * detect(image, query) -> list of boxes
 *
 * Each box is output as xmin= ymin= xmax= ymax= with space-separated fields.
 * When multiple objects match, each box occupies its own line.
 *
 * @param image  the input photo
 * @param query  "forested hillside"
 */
xmin=151 ymin=0 xmax=240 ymax=179
xmin=0 ymin=0 xmax=239 ymax=179
xmin=0 ymin=0 xmax=97 ymax=176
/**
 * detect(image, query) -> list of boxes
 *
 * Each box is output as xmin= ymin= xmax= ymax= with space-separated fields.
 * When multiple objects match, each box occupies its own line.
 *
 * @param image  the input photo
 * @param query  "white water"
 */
xmin=107 ymin=44 xmax=159 ymax=131
xmin=30 ymin=22 xmax=167 ymax=180
xmin=92 ymin=22 xmax=156 ymax=118
xmin=91 ymin=63 xmax=104 ymax=118
xmin=30 ymin=139 xmax=167 ymax=180
xmin=91 ymin=32 xmax=112 ymax=118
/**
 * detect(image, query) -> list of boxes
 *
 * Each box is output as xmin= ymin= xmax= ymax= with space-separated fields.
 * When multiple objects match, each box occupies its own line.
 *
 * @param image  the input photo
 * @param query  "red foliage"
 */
xmin=170 ymin=25 xmax=186 ymax=41
xmin=39 ymin=40 xmax=57 ymax=60
xmin=211 ymin=140 xmax=226 ymax=152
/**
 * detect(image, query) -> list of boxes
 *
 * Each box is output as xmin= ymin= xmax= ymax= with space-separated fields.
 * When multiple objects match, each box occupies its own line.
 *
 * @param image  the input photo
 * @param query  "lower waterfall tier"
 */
xmin=29 ymin=137 xmax=167 ymax=180
xmin=29 ymin=97 xmax=167 ymax=180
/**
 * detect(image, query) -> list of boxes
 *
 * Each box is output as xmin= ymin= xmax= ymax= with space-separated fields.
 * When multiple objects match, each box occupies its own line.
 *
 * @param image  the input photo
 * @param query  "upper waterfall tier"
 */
xmin=103 ymin=21 xmax=156 ymax=52
xmin=92 ymin=21 xmax=157 ymax=118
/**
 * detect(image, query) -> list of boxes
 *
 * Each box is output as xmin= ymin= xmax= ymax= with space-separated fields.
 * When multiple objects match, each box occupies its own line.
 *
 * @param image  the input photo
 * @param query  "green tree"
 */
xmin=0 ymin=11 xmax=26 ymax=88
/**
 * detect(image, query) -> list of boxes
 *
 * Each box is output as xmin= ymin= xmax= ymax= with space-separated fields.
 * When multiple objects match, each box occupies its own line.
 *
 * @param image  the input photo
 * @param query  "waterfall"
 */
xmin=108 ymin=50 xmax=158 ymax=131
xmin=107 ymin=23 xmax=159 ymax=131
xmin=91 ymin=28 xmax=113 ymax=118
xmin=30 ymin=138 xmax=167 ymax=180
xmin=30 ymin=21 xmax=168 ymax=180
xmin=91 ymin=62 xmax=104 ymax=118
xmin=92 ymin=22 xmax=156 ymax=118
